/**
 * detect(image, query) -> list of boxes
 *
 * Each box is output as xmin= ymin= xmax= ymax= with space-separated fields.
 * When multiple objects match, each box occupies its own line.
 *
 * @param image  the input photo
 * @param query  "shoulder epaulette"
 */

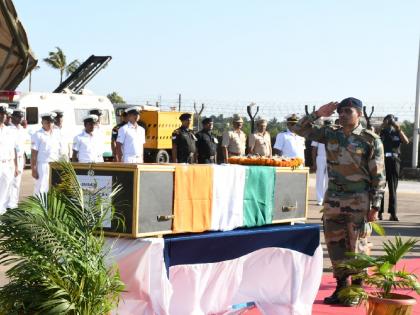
xmin=361 ymin=129 xmax=380 ymax=139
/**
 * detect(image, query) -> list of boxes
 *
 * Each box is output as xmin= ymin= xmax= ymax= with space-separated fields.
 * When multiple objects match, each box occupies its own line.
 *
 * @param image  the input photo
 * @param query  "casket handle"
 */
xmin=157 ymin=214 xmax=175 ymax=221
xmin=282 ymin=202 xmax=297 ymax=212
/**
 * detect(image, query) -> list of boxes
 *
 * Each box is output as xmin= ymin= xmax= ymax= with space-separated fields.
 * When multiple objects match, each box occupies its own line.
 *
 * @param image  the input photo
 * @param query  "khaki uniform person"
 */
xmin=7 ymin=109 xmax=28 ymax=209
xmin=292 ymin=97 xmax=385 ymax=306
xmin=116 ymin=107 xmax=145 ymax=163
xmin=31 ymin=112 xmax=61 ymax=195
xmin=0 ymin=104 xmax=18 ymax=213
xmin=222 ymin=114 xmax=246 ymax=163
xmin=72 ymin=115 xmax=104 ymax=163
xmin=248 ymin=119 xmax=272 ymax=157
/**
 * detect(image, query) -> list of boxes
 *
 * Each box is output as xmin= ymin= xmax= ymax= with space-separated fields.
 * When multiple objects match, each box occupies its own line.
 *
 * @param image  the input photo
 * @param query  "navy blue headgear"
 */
xmin=337 ymin=97 xmax=363 ymax=111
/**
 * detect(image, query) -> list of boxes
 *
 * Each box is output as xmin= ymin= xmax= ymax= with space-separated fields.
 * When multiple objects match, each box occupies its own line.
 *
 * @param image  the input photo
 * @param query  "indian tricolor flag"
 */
xmin=173 ymin=164 xmax=276 ymax=233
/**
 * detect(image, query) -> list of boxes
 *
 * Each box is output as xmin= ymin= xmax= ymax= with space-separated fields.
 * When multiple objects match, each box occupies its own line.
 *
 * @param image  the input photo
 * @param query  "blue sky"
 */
xmin=14 ymin=0 xmax=420 ymax=107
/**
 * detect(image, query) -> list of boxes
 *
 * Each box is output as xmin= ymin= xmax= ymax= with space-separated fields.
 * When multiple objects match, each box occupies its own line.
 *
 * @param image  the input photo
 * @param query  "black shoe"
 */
xmin=389 ymin=215 xmax=399 ymax=221
xmin=378 ymin=213 xmax=383 ymax=220
xmin=324 ymin=277 xmax=349 ymax=305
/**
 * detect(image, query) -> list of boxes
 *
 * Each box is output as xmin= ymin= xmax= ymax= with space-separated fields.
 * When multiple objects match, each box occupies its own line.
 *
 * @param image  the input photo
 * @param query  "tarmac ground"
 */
xmin=1 ymin=169 xmax=419 ymax=284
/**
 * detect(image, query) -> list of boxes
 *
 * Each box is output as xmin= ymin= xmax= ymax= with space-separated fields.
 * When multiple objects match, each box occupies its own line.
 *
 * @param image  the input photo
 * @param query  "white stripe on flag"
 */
xmin=211 ymin=165 xmax=246 ymax=231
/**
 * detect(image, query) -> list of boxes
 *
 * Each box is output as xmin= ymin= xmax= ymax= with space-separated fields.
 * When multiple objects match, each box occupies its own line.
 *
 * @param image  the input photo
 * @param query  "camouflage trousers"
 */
xmin=323 ymin=191 xmax=371 ymax=279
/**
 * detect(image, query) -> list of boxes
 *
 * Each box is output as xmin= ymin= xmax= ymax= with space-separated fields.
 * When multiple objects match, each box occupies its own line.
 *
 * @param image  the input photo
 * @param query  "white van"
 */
xmin=4 ymin=91 xmax=116 ymax=163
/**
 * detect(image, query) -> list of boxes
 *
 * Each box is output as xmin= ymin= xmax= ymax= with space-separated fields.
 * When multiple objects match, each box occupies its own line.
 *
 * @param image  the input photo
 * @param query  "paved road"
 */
xmin=1 ymin=170 xmax=419 ymax=284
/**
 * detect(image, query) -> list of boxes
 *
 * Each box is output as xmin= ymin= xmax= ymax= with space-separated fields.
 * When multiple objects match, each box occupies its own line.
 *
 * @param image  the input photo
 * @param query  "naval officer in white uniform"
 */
xmin=0 ymin=104 xmax=18 ymax=213
xmin=116 ymin=107 xmax=145 ymax=163
xmin=7 ymin=109 xmax=28 ymax=209
xmin=31 ymin=112 xmax=61 ymax=195
xmin=72 ymin=115 xmax=104 ymax=163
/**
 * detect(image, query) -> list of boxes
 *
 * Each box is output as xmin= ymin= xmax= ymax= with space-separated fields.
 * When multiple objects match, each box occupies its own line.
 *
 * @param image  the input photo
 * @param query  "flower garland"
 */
xmin=228 ymin=156 xmax=304 ymax=168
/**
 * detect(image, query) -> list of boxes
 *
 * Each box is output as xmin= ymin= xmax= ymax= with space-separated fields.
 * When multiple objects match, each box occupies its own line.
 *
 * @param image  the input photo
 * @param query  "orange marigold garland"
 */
xmin=227 ymin=156 xmax=304 ymax=168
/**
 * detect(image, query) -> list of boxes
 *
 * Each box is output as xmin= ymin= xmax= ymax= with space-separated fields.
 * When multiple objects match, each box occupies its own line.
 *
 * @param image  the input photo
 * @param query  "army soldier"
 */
xmin=196 ymin=117 xmax=218 ymax=164
xmin=248 ymin=118 xmax=272 ymax=157
xmin=172 ymin=113 xmax=197 ymax=163
xmin=72 ymin=115 xmax=104 ymax=163
xmin=31 ymin=112 xmax=61 ymax=195
xmin=379 ymin=114 xmax=409 ymax=221
xmin=111 ymin=111 xmax=128 ymax=161
xmin=116 ymin=107 xmax=145 ymax=163
xmin=7 ymin=109 xmax=28 ymax=209
xmin=292 ymin=97 xmax=385 ymax=306
xmin=0 ymin=104 xmax=18 ymax=213
xmin=222 ymin=114 xmax=246 ymax=163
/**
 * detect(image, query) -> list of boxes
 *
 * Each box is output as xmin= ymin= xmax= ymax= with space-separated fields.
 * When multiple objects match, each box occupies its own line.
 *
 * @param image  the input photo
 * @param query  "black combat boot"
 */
xmin=323 ymin=277 xmax=348 ymax=305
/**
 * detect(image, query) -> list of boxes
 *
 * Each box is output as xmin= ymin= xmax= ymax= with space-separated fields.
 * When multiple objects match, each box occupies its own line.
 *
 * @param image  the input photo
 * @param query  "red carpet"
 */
xmin=243 ymin=258 xmax=420 ymax=315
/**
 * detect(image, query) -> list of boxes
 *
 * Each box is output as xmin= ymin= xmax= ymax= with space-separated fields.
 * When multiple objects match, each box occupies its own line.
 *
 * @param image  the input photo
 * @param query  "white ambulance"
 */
xmin=3 ymin=90 xmax=116 ymax=164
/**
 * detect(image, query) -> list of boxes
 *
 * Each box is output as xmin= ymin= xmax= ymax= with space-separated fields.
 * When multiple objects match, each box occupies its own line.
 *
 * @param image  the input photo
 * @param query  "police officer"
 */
xmin=111 ymin=111 xmax=128 ymax=161
xmin=248 ymin=118 xmax=272 ymax=157
xmin=7 ymin=109 xmax=28 ymax=209
xmin=0 ymin=104 xmax=18 ymax=213
xmin=195 ymin=117 xmax=218 ymax=164
xmin=72 ymin=115 xmax=104 ymax=163
xmin=31 ymin=112 xmax=61 ymax=195
xmin=292 ymin=97 xmax=385 ymax=306
xmin=221 ymin=114 xmax=246 ymax=163
xmin=378 ymin=114 xmax=409 ymax=221
xmin=116 ymin=107 xmax=145 ymax=163
xmin=172 ymin=113 xmax=197 ymax=163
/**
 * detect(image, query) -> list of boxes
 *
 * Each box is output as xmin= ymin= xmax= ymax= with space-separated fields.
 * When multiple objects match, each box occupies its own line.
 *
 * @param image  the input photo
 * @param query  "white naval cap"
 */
xmin=6 ymin=108 xmax=13 ymax=115
xmin=125 ymin=106 xmax=141 ymax=115
xmin=11 ymin=108 xmax=25 ymax=116
xmin=83 ymin=114 xmax=99 ymax=123
xmin=40 ymin=112 xmax=57 ymax=121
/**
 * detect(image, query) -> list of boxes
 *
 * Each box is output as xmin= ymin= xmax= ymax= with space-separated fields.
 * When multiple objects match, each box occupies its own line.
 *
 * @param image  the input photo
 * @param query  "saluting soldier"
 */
xmin=378 ymin=114 xmax=409 ymax=221
xmin=171 ymin=113 xmax=196 ymax=163
xmin=116 ymin=107 xmax=145 ymax=163
xmin=72 ymin=115 xmax=104 ymax=163
xmin=195 ymin=117 xmax=218 ymax=164
xmin=111 ymin=111 xmax=128 ymax=161
xmin=31 ymin=112 xmax=61 ymax=195
xmin=221 ymin=114 xmax=246 ymax=163
xmin=7 ymin=109 xmax=28 ymax=209
xmin=0 ymin=104 xmax=18 ymax=213
xmin=292 ymin=97 xmax=385 ymax=306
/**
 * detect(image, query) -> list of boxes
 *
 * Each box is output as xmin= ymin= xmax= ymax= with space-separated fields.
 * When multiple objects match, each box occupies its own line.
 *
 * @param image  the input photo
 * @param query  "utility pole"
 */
xmin=412 ymin=39 xmax=420 ymax=168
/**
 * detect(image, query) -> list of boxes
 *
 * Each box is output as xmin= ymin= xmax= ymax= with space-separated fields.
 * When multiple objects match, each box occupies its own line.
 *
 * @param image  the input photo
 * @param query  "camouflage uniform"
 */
xmin=293 ymin=112 xmax=385 ymax=278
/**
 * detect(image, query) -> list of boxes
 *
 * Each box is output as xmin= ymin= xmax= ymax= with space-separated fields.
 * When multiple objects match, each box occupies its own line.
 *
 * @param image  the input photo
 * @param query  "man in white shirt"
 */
xmin=31 ymin=112 xmax=61 ymax=195
xmin=116 ymin=107 xmax=145 ymax=163
xmin=52 ymin=109 xmax=71 ymax=160
xmin=0 ymin=104 xmax=18 ymax=213
xmin=72 ymin=115 xmax=104 ymax=163
xmin=273 ymin=114 xmax=306 ymax=162
xmin=311 ymin=120 xmax=332 ymax=206
xmin=7 ymin=109 xmax=29 ymax=209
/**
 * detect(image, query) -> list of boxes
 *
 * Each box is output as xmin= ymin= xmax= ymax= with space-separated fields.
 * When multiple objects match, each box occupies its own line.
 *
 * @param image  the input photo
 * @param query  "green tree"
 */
xmin=43 ymin=47 xmax=79 ymax=84
xmin=400 ymin=120 xmax=414 ymax=140
xmin=107 ymin=92 xmax=126 ymax=104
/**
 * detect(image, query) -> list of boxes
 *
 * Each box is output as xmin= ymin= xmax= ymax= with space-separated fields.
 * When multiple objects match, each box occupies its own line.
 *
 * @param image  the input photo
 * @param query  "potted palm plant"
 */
xmin=0 ymin=161 xmax=124 ymax=314
xmin=338 ymin=236 xmax=420 ymax=315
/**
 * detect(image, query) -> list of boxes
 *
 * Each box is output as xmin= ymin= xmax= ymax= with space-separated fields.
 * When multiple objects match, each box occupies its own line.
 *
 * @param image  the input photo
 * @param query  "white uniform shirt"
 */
xmin=116 ymin=122 xmax=145 ymax=161
xmin=53 ymin=125 xmax=71 ymax=159
xmin=9 ymin=124 xmax=29 ymax=159
xmin=273 ymin=129 xmax=306 ymax=160
xmin=31 ymin=128 xmax=61 ymax=163
xmin=311 ymin=141 xmax=326 ymax=157
xmin=73 ymin=130 xmax=104 ymax=163
xmin=0 ymin=125 xmax=16 ymax=161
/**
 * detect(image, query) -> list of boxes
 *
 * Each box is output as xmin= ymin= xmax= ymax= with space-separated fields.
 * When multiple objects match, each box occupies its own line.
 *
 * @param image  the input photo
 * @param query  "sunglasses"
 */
xmin=337 ymin=107 xmax=354 ymax=115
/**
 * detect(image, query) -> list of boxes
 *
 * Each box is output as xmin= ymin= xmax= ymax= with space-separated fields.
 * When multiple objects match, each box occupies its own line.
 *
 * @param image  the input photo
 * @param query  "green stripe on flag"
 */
xmin=243 ymin=166 xmax=276 ymax=227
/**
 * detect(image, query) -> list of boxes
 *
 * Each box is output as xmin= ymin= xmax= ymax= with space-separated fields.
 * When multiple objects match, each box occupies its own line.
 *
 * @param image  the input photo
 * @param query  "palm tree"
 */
xmin=43 ymin=47 xmax=80 ymax=84
xmin=0 ymin=161 xmax=124 ymax=314
xmin=28 ymin=65 xmax=40 ymax=91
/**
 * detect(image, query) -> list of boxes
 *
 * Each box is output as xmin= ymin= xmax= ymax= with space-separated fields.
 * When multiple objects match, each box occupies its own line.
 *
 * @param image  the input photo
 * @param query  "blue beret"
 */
xmin=179 ymin=113 xmax=192 ymax=121
xmin=337 ymin=97 xmax=363 ymax=110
